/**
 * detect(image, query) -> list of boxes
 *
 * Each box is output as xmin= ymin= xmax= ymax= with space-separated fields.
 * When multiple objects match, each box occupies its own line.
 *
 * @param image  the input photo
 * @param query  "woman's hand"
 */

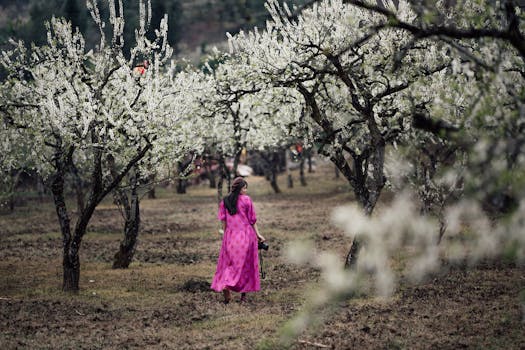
xmin=252 ymin=223 xmax=265 ymax=242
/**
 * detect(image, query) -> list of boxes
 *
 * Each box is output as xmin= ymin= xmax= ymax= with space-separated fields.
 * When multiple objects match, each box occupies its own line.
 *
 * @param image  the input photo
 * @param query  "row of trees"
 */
xmin=1 ymin=0 xmax=524 ymax=316
xmin=0 ymin=0 xmax=307 ymax=291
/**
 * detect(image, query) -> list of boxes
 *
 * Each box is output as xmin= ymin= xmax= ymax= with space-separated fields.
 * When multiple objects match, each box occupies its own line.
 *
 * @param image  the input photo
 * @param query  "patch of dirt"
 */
xmin=295 ymin=264 xmax=524 ymax=349
xmin=179 ymin=278 xmax=212 ymax=293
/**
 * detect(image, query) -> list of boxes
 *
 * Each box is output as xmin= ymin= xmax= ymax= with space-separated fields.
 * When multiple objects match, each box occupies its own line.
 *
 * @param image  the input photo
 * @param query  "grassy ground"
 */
xmin=0 ymin=161 xmax=523 ymax=349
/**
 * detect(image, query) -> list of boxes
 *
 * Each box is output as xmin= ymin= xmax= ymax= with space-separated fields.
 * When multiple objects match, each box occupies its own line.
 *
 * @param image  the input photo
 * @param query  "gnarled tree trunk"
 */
xmin=113 ymin=170 xmax=140 ymax=269
xmin=51 ymin=157 xmax=78 ymax=291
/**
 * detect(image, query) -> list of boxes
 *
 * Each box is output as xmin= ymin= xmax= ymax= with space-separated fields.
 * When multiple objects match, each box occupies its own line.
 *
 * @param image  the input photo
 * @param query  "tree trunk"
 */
xmin=217 ymin=173 xmax=224 ymax=205
xmin=270 ymin=175 xmax=281 ymax=193
xmin=177 ymin=178 xmax=186 ymax=194
xmin=113 ymin=171 xmax=140 ymax=269
xmin=330 ymin=146 xmax=384 ymax=268
xmin=55 ymin=138 xmax=152 ymax=291
xmin=218 ymin=156 xmax=232 ymax=191
xmin=300 ymin=157 xmax=307 ymax=186
xmin=259 ymin=150 xmax=282 ymax=194
xmin=177 ymin=161 xmax=187 ymax=194
xmin=206 ymin=159 xmax=216 ymax=188
xmin=50 ymin=153 xmax=79 ymax=292
xmin=208 ymin=170 xmax=216 ymax=188
xmin=344 ymin=238 xmax=360 ymax=269
xmin=63 ymin=252 xmax=80 ymax=292
xmin=61 ymin=144 xmax=102 ymax=292
xmin=286 ymin=149 xmax=293 ymax=188
xmin=233 ymin=149 xmax=242 ymax=178
xmin=217 ymin=155 xmax=228 ymax=205
xmin=8 ymin=196 xmax=14 ymax=212
xmin=148 ymin=187 xmax=156 ymax=199
xmin=307 ymin=150 xmax=313 ymax=173
xmin=270 ymin=152 xmax=281 ymax=194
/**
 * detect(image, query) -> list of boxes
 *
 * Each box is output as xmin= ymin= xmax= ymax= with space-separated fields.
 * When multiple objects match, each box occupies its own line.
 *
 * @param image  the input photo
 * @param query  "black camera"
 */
xmin=258 ymin=241 xmax=269 ymax=251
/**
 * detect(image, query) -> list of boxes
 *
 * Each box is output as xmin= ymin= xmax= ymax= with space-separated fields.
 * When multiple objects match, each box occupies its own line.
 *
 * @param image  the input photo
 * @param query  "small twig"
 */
xmin=74 ymin=309 xmax=85 ymax=316
xmin=0 ymin=297 xmax=12 ymax=301
xmin=297 ymin=339 xmax=330 ymax=348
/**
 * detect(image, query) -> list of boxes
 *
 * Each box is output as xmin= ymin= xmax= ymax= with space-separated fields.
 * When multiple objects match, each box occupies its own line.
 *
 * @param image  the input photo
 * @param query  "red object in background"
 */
xmin=134 ymin=66 xmax=146 ymax=75
xmin=134 ymin=60 xmax=149 ymax=75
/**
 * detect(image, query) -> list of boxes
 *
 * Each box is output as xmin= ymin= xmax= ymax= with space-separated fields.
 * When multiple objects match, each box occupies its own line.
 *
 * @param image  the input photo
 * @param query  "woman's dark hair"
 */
xmin=224 ymin=177 xmax=247 ymax=215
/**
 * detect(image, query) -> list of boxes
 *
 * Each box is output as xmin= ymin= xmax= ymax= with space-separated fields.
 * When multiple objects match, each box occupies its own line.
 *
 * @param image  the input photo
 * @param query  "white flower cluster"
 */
xmin=0 ymin=0 xmax=203 ymax=185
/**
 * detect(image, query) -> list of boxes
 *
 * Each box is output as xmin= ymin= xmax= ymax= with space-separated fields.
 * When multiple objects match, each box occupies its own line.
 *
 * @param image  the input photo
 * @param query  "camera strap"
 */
xmin=259 ymin=251 xmax=266 ymax=279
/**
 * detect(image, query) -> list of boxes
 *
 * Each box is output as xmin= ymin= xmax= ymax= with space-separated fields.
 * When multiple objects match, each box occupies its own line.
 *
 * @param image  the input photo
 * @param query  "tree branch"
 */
xmin=99 ymin=141 xmax=153 ymax=202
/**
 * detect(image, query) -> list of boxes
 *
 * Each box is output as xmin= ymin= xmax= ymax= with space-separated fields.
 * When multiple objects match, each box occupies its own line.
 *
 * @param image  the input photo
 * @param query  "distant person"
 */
xmin=211 ymin=177 xmax=265 ymax=304
xmin=133 ymin=59 xmax=149 ymax=76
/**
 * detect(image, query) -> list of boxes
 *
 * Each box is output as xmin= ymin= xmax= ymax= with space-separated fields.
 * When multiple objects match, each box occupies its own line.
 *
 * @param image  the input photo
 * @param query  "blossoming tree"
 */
xmin=0 ymin=0 xmax=206 ymax=290
xmin=266 ymin=0 xmax=525 ymax=342
xmin=196 ymin=56 xmax=304 ymax=199
xmin=227 ymin=0 xmax=458 ymax=265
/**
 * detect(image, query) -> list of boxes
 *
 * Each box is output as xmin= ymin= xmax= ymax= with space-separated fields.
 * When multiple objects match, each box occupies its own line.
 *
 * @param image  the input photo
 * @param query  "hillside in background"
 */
xmin=0 ymin=0 xmax=309 ymax=62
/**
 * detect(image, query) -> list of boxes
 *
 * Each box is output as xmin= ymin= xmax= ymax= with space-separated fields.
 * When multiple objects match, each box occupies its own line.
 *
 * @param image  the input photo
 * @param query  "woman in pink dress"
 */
xmin=211 ymin=177 xmax=266 ymax=304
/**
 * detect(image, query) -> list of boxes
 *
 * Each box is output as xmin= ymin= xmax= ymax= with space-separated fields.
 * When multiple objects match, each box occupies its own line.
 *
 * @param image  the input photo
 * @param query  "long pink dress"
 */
xmin=211 ymin=194 xmax=260 ymax=293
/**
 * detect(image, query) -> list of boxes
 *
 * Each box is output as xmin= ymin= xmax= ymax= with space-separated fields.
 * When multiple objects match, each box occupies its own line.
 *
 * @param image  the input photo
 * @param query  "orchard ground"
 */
xmin=0 ymin=161 xmax=523 ymax=349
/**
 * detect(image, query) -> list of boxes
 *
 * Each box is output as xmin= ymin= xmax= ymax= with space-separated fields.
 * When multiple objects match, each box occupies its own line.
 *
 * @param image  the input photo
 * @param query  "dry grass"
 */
xmin=0 ymin=160 xmax=523 ymax=349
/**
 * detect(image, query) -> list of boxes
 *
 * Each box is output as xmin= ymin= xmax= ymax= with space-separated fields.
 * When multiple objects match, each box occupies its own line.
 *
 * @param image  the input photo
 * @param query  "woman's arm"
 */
xmin=219 ymin=220 xmax=226 ymax=235
xmin=252 ymin=223 xmax=265 ymax=242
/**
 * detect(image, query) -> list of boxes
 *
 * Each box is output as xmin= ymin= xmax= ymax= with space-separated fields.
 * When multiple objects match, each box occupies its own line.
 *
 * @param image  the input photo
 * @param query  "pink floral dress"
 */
xmin=211 ymin=194 xmax=260 ymax=293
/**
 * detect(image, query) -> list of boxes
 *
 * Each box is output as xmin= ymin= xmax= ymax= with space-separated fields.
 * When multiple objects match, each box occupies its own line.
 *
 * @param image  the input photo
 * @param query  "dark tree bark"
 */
xmin=47 ymin=144 xmax=78 ymax=291
xmin=217 ymin=154 xmax=232 ymax=205
xmin=49 ymin=147 xmax=76 ymax=291
xmin=297 ymin=79 xmax=388 ymax=268
xmin=342 ymin=0 xmax=525 ymax=60
xmin=344 ymin=238 xmax=361 ymax=269
xmin=176 ymin=159 xmax=192 ymax=194
xmin=299 ymin=157 xmax=307 ymax=186
xmin=113 ymin=169 xmax=140 ymax=269
xmin=148 ymin=187 xmax=156 ymax=199
xmin=286 ymin=149 xmax=294 ymax=188
xmin=229 ymin=105 xmax=244 ymax=179
xmin=208 ymin=170 xmax=217 ymax=188
xmin=177 ymin=178 xmax=187 ymax=194
xmin=217 ymin=169 xmax=224 ymax=206
xmin=52 ymin=137 xmax=152 ymax=291
xmin=306 ymin=148 xmax=314 ymax=173
xmin=272 ymin=152 xmax=281 ymax=193
xmin=258 ymin=150 xmax=282 ymax=194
